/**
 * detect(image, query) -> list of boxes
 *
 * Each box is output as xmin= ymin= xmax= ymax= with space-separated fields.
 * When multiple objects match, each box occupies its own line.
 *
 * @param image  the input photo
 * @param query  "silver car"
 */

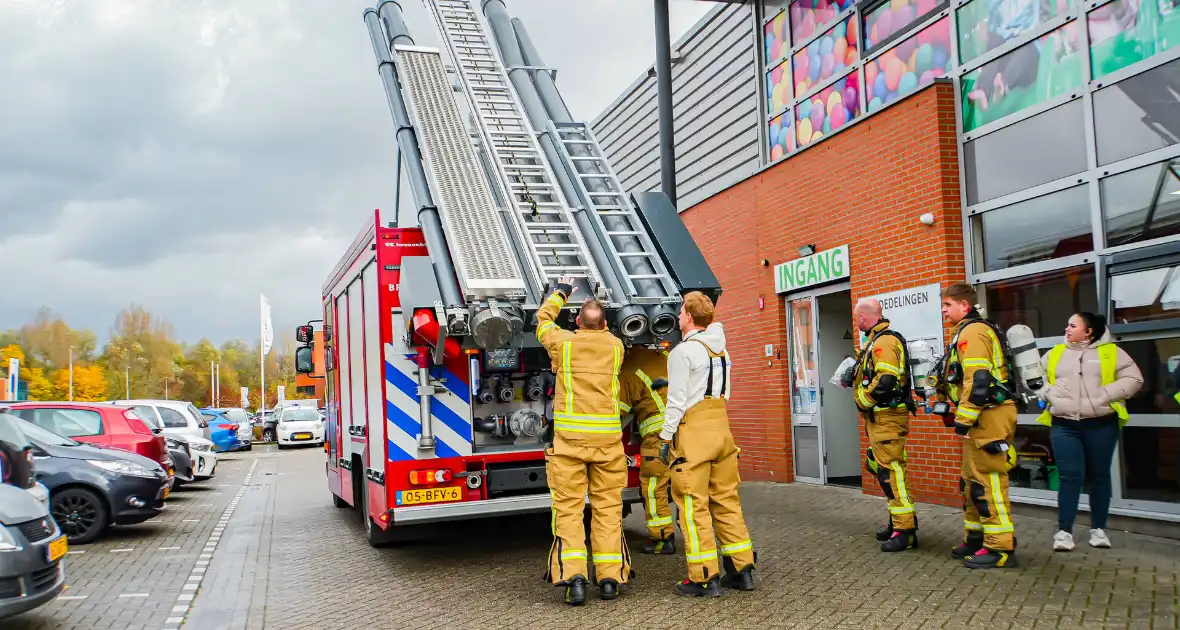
xmin=0 ymin=413 xmax=67 ymax=620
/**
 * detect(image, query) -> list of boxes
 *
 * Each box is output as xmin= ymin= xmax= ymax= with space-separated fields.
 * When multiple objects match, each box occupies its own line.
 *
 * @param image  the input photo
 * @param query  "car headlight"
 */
xmin=190 ymin=443 xmax=212 ymax=453
xmin=87 ymin=459 xmax=156 ymax=478
xmin=0 ymin=525 xmax=20 ymax=552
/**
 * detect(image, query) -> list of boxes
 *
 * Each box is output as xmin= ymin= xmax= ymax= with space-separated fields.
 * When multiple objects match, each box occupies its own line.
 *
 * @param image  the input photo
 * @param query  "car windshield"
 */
xmin=132 ymin=406 xmax=163 ymax=430
xmin=283 ymin=409 xmax=320 ymax=422
xmin=14 ymin=417 xmax=79 ymax=447
xmin=186 ymin=403 xmax=205 ymax=423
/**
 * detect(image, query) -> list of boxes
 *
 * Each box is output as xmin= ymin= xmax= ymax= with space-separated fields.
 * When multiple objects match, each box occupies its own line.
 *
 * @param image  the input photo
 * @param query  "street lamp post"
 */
xmin=125 ymin=365 xmax=130 ymax=399
xmin=68 ymin=346 xmax=74 ymax=402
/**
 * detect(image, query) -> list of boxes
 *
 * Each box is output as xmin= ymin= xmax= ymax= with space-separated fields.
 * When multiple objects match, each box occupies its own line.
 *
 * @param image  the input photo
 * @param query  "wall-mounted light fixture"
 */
xmin=798 ymin=244 xmax=816 ymax=257
xmin=760 ymin=259 xmax=770 ymax=267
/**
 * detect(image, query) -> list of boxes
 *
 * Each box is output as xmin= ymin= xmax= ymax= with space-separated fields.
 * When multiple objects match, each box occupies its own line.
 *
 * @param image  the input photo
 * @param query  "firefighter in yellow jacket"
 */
xmin=659 ymin=291 xmax=756 ymax=597
xmin=847 ymin=298 xmax=918 ymax=552
xmin=536 ymin=276 xmax=630 ymax=604
xmin=617 ymin=345 xmax=676 ymax=554
xmin=935 ymin=282 xmax=1019 ymax=569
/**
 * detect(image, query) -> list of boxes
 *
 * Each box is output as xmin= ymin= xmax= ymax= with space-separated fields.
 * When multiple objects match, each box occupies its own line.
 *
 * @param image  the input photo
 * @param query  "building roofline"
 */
xmin=590 ymin=1 xmax=739 ymax=128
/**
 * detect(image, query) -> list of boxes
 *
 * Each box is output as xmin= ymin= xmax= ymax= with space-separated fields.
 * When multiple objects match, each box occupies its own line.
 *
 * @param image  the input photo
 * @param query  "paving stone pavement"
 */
xmin=5 ymin=454 xmax=251 ymax=630
xmin=183 ymin=447 xmax=1180 ymax=630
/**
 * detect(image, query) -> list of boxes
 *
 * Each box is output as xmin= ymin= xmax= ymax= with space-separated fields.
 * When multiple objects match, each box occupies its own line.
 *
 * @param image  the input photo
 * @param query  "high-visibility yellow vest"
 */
xmin=1037 ymin=344 xmax=1129 ymax=427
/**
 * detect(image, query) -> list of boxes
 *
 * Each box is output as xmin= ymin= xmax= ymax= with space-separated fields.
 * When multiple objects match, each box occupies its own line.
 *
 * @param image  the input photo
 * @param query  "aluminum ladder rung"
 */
xmin=618 ymin=252 xmax=655 ymax=258
xmin=526 ymin=223 xmax=572 ymax=231
xmin=606 ymin=231 xmax=642 ymax=237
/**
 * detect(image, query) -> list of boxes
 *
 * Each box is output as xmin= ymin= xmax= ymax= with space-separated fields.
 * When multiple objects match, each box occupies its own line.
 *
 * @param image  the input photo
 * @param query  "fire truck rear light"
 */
xmin=409 ymin=469 xmax=452 ymax=485
xmin=379 ymin=512 xmax=390 ymax=523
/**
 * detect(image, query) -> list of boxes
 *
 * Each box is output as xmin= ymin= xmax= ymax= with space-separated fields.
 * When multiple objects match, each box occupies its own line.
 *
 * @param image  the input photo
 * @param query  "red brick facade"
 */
xmin=681 ymin=82 xmax=968 ymax=508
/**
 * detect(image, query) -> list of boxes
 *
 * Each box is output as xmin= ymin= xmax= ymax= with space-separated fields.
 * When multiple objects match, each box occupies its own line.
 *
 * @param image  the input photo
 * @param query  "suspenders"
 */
xmin=688 ymin=338 xmax=730 ymax=399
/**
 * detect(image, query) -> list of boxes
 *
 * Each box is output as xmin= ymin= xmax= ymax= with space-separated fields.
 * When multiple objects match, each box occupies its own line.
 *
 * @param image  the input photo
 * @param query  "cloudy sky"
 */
xmin=0 ymin=0 xmax=713 ymax=346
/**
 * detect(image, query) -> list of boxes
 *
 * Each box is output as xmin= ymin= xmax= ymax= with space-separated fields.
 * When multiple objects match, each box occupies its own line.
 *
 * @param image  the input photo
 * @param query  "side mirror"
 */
xmin=295 ymin=346 xmax=315 ymax=374
xmin=323 ymin=325 xmax=333 ymax=343
xmin=296 ymin=325 xmax=314 ymax=343
xmin=198 ymin=420 xmax=209 ymax=429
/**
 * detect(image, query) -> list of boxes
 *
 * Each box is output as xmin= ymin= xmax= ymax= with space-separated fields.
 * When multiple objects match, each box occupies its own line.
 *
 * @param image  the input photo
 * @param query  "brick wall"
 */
xmin=681 ymin=81 xmax=967 ymax=507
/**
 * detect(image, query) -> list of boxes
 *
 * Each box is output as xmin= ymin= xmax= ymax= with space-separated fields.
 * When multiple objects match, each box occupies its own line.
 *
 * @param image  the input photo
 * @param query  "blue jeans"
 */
xmin=1051 ymin=416 xmax=1121 ymax=532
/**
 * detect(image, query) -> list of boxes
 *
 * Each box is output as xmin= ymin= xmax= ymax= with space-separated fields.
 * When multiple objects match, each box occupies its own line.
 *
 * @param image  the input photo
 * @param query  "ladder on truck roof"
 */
xmin=428 ymin=0 xmax=605 ymax=296
xmin=548 ymin=121 xmax=679 ymax=303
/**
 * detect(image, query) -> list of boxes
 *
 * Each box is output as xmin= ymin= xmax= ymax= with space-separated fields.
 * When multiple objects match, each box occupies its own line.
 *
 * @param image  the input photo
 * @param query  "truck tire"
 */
xmin=361 ymin=484 xmax=389 ymax=548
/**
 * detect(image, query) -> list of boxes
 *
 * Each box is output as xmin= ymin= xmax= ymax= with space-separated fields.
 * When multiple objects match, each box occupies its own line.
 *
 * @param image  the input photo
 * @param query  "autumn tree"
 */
xmin=19 ymin=307 xmax=96 ymax=370
xmin=103 ymin=305 xmax=183 ymax=400
xmin=50 ymin=366 xmax=108 ymax=402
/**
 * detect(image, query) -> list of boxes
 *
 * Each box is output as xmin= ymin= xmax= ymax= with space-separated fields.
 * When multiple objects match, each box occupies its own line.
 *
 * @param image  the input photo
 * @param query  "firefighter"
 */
xmin=848 ymin=298 xmax=918 ymax=552
xmin=536 ymin=276 xmax=631 ymax=604
xmin=659 ymin=291 xmax=756 ymax=596
xmin=934 ymin=282 xmax=1019 ymax=569
xmin=617 ymin=344 xmax=676 ymax=554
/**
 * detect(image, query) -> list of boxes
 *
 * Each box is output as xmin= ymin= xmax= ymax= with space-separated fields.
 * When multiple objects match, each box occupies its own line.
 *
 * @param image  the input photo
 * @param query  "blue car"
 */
xmin=198 ymin=410 xmax=242 ymax=453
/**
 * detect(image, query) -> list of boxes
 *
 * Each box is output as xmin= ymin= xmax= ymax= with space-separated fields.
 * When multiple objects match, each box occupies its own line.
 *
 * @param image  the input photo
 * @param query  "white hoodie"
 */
xmin=660 ymin=322 xmax=731 ymax=440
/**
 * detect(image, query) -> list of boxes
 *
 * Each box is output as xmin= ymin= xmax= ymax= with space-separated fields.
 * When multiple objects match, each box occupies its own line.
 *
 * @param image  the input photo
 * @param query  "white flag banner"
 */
xmin=241 ymin=386 xmax=249 ymax=408
xmin=261 ymin=294 xmax=274 ymax=356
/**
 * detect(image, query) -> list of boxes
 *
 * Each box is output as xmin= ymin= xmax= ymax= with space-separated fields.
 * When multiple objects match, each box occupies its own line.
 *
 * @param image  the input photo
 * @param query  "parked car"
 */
xmin=0 ymin=402 xmax=173 ymax=484
xmin=16 ymin=418 xmax=170 ymax=544
xmin=0 ymin=412 xmax=67 ymax=621
xmin=197 ymin=410 xmax=242 ymax=453
xmin=110 ymin=400 xmax=211 ymax=442
xmin=202 ymin=407 xmax=252 ymax=451
xmin=273 ymin=406 xmax=325 ymax=449
xmin=178 ymin=434 xmax=218 ymax=481
xmin=165 ymin=438 xmax=195 ymax=485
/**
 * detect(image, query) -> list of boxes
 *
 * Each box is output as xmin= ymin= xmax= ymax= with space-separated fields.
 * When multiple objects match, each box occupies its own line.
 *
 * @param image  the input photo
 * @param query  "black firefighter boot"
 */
xmin=964 ymin=537 xmax=1018 ymax=569
xmin=676 ymin=575 xmax=723 ymax=597
xmin=598 ymin=578 xmax=619 ymax=600
xmin=642 ymin=534 xmax=677 ymax=555
xmin=563 ymin=575 xmax=588 ymax=606
xmin=880 ymin=529 xmax=918 ymax=552
xmin=720 ymin=556 xmax=756 ymax=591
xmin=875 ymin=521 xmax=894 ymax=541
xmin=950 ymin=531 xmax=984 ymax=559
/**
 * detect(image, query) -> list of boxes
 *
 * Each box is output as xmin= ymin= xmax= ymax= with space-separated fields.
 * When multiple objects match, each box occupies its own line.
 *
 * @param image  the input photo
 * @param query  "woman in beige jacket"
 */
xmin=1039 ymin=313 xmax=1143 ymax=552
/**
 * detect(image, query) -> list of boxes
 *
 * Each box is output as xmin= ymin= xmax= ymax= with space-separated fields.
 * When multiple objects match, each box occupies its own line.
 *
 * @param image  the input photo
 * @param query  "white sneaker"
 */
xmin=1053 ymin=530 xmax=1075 ymax=551
xmin=1090 ymin=528 xmax=1112 ymax=548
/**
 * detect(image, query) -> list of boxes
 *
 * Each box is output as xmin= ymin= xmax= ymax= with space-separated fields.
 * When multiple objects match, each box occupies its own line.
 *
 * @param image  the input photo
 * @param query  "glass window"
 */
xmin=793 ymin=15 xmax=859 ymax=98
xmin=769 ymin=110 xmax=797 ymax=160
xmin=1101 ymin=159 xmax=1180 ymax=248
xmin=982 ymin=265 xmax=1099 ymax=337
xmin=1093 ymin=57 xmax=1180 ymax=166
xmin=26 ymin=408 xmax=103 ymax=438
xmin=1011 ymin=424 xmax=1057 ymax=490
xmin=1113 ymin=336 xmax=1180 ymax=504
xmin=788 ymin=299 xmax=818 ymax=415
xmin=957 ymin=0 xmax=1078 ymax=64
xmin=766 ymin=59 xmax=792 ymax=114
xmin=796 ymin=71 xmax=861 ymax=148
xmin=865 ymin=17 xmax=954 ymax=113
xmin=960 ymin=22 xmax=1084 ymax=133
xmin=1110 ymin=262 xmax=1180 ymax=324
xmin=963 ymin=99 xmax=1087 ymax=205
xmin=790 ymin=0 xmax=854 ymax=46
xmin=132 ymin=405 xmax=161 ymax=429
xmin=864 ymin=0 xmax=948 ymax=52
xmin=976 ymin=185 xmax=1093 ymax=272
xmin=1089 ymin=0 xmax=1180 ymax=80
xmin=159 ymin=407 xmax=189 ymax=428
xmin=765 ymin=7 xmax=790 ymax=63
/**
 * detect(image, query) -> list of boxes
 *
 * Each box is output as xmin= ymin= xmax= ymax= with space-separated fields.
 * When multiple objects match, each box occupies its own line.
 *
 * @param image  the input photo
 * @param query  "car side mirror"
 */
xmin=198 ymin=420 xmax=208 ymax=429
xmin=295 ymin=346 xmax=315 ymax=374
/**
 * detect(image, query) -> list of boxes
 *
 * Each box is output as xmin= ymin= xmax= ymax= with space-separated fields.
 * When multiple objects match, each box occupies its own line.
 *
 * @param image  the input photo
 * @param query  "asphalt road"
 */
xmin=8 ymin=446 xmax=1180 ymax=629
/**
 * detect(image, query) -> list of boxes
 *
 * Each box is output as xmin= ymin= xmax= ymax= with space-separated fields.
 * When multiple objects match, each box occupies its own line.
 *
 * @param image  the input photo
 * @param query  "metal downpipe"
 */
xmin=364 ymin=5 xmax=466 ymax=312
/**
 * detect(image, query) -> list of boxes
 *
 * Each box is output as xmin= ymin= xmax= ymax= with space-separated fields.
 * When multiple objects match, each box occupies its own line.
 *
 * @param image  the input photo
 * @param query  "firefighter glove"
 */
xmin=953 ymin=421 xmax=971 ymax=436
xmin=658 ymin=439 xmax=673 ymax=466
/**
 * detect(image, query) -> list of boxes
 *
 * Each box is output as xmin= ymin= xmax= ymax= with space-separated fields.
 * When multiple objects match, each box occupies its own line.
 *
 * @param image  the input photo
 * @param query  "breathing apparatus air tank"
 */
xmin=1005 ymin=325 xmax=1045 ymax=393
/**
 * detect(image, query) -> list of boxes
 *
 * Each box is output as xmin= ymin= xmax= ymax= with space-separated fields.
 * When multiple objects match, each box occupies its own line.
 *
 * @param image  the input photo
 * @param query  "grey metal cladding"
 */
xmin=398 ymin=255 xmax=444 ymax=314
xmin=591 ymin=4 xmax=759 ymax=211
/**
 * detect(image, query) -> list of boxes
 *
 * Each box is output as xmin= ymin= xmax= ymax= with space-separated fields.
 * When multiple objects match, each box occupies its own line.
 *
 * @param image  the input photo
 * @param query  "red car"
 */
xmin=0 ymin=402 xmax=173 ymax=480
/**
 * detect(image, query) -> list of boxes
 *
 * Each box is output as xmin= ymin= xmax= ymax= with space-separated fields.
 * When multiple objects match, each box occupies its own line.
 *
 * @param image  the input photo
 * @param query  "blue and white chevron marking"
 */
xmin=384 ymin=342 xmax=473 ymax=461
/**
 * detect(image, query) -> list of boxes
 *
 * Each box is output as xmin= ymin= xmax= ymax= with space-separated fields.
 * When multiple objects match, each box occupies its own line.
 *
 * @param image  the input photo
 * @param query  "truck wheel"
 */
xmin=361 ymin=485 xmax=387 ymax=547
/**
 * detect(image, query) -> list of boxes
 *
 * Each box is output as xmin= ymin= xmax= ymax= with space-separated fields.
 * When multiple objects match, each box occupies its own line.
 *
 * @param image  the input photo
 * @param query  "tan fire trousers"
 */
xmin=960 ymin=403 xmax=1018 ymax=551
xmin=668 ymin=398 xmax=755 ymax=583
xmin=863 ymin=408 xmax=915 ymax=530
xmin=639 ymin=432 xmax=675 ymax=541
xmin=544 ymin=436 xmax=632 ymax=585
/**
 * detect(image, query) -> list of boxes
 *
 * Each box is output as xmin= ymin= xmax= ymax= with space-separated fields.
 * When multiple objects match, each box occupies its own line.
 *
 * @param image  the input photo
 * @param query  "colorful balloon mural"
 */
xmin=792 ymin=15 xmax=860 ymax=99
xmin=864 ymin=17 xmax=952 ymax=113
xmin=795 ymin=71 xmax=860 ymax=148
